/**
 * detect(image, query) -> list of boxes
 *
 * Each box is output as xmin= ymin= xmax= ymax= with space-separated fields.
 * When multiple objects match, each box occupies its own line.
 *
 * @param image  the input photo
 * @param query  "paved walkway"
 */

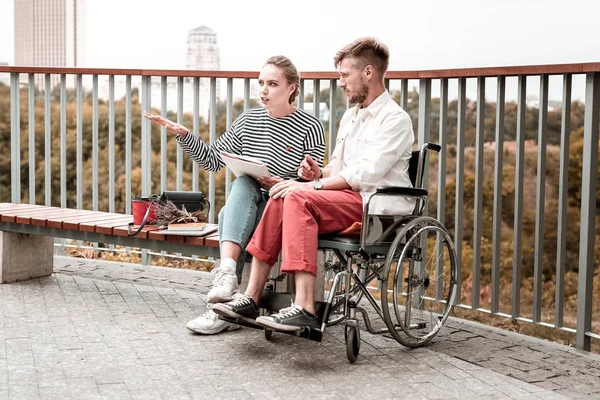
xmin=0 ymin=256 xmax=599 ymax=399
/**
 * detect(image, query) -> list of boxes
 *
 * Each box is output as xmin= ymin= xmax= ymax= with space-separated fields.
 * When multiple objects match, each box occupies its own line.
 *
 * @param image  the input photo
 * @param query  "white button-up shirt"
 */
xmin=328 ymin=90 xmax=415 ymax=215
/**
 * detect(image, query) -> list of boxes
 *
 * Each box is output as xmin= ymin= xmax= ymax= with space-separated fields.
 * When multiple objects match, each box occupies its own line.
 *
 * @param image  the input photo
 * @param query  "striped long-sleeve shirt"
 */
xmin=177 ymin=107 xmax=325 ymax=179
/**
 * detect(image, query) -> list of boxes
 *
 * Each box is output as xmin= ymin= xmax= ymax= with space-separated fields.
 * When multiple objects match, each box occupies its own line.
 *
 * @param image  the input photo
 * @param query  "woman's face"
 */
xmin=258 ymin=64 xmax=295 ymax=111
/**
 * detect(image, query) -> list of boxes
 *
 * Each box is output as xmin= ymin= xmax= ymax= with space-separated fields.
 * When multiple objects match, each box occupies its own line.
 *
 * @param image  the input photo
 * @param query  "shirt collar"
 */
xmin=352 ymin=90 xmax=391 ymax=119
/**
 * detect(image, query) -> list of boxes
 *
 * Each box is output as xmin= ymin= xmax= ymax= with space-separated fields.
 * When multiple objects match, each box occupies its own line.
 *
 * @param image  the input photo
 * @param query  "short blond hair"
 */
xmin=333 ymin=37 xmax=390 ymax=78
xmin=264 ymin=55 xmax=300 ymax=104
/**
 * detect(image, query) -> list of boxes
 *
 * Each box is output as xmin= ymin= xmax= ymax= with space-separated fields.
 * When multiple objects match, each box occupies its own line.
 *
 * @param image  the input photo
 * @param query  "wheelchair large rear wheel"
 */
xmin=380 ymin=216 xmax=457 ymax=347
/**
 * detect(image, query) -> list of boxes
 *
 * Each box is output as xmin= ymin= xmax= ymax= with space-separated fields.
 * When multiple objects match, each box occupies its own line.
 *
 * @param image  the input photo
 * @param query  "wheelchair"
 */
xmin=220 ymin=142 xmax=458 ymax=363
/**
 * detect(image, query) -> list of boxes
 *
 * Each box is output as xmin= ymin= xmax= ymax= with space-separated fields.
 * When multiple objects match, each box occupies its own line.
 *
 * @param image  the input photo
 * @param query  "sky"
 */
xmin=1 ymin=0 xmax=599 ymax=72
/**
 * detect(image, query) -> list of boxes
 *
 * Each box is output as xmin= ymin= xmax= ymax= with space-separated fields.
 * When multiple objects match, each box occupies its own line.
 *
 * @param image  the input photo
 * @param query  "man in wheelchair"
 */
xmin=212 ymin=36 xmax=416 ymax=332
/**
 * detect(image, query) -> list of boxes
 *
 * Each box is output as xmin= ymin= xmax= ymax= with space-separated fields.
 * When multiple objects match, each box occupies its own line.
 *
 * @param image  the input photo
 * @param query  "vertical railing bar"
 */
xmin=160 ymin=76 xmax=167 ymax=193
xmin=160 ymin=76 xmax=168 ymax=257
xmin=76 ymin=74 xmax=83 ymax=209
xmin=491 ymin=76 xmax=505 ymax=314
xmin=328 ymin=79 xmax=337 ymax=161
xmin=575 ymin=72 xmax=599 ymax=351
xmin=176 ymin=76 xmax=184 ymax=191
xmin=10 ymin=72 xmax=21 ymax=204
xmin=384 ymin=78 xmax=390 ymax=92
xmin=28 ymin=73 xmax=35 ymax=204
xmin=107 ymin=75 xmax=115 ymax=251
xmin=125 ymin=75 xmax=132 ymax=214
xmin=454 ymin=77 xmax=466 ymax=304
xmin=401 ymin=79 xmax=408 ymax=110
xmin=512 ymin=75 xmax=527 ymax=318
xmin=141 ymin=75 xmax=151 ymax=196
xmin=472 ymin=76 xmax=485 ymax=310
xmin=141 ymin=75 xmax=151 ymax=265
xmin=299 ymin=79 xmax=305 ymax=109
xmin=313 ymin=79 xmax=320 ymax=120
xmin=44 ymin=74 xmax=51 ymax=206
xmin=60 ymin=74 xmax=66 ymax=208
xmin=555 ymin=73 xmax=571 ymax=328
xmin=108 ymin=75 xmax=115 ymax=213
xmin=192 ymin=77 xmax=200 ymax=192
xmin=244 ymin=78 xmax=250 ymax=111
xmin=417 ymin=79 xmax=431 ymax=155
xmin=533 ymin=74 xmax=548 ymax=323
xmin=208 ymin=77 xmax=217 ymax=224
xmin=92 ymin=75 xmax=99 ymax=211
xmin=225 ymin=78 xmax=233 ymax=198
xmin=436 ymin=77 xmax=448 ymax=300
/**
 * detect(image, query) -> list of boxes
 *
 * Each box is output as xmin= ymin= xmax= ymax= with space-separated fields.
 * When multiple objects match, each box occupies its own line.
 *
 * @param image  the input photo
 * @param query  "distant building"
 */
xmin=14 ymin=0 xmax=87 ymax=89
xmin=184 ymin=26 xmax=221 ymax=120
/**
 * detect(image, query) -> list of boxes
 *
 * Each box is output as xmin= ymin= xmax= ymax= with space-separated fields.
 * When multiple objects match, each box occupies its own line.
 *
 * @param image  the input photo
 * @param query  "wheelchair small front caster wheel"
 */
xmin=345 ymin=324 xmax=360 ymax=363
xmin=264 ymin=329 xmax=273 ymax=341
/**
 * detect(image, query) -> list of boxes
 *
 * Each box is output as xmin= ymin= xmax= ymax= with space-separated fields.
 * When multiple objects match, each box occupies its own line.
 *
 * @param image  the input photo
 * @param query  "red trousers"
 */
xmin=246 ymin=189 xmax=363 ymax=276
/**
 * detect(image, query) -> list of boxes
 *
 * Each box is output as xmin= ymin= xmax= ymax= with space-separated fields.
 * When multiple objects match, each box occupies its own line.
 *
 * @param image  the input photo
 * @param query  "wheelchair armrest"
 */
xmin=375 ymin=186 xmax=428 ymax=198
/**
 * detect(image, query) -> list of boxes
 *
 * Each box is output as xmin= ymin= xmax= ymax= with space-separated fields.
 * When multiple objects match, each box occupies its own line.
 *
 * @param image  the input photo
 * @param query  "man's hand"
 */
xmin=256 ymin=176 xmax=283 ymax=191
xmin=144 ymin=112 xmax=189 ymax=136
xmin=269 ymin=180 xmax=314 ymax=199
xmin=297 ymin=155 xmax=320 ymax=181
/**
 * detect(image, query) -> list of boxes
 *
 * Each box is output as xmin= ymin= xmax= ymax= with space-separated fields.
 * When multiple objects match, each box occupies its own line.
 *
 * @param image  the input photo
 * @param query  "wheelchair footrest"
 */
xmin=217 ymin=315 xmax=264 ymax=330
xmin=269 ymin=325 xmax=323 ymax=342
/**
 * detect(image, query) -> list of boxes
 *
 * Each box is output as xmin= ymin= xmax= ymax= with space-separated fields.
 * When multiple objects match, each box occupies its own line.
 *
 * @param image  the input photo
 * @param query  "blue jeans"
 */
xmin=218 ymin=176 xmax=268 ymax=281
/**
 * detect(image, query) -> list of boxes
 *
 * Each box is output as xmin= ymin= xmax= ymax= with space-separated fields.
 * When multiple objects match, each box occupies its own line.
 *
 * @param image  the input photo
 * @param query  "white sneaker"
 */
xmin=186 ymin=307 xmax=241 ymax=335
xmin=207 ymin=265 xmax=239 ymax=303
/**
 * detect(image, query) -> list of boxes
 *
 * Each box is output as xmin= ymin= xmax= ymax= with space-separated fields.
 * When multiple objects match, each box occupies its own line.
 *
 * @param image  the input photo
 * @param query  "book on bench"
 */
xmin=158 ymin=223 xmax=218 ymax=236
xmin=220 ymin=151 xmax=271 ymax=179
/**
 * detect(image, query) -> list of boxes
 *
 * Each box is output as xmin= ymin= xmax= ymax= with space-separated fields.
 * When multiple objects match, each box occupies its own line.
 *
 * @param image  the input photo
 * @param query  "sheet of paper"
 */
xmin=220 ymin=152 xmax=271 ymax=179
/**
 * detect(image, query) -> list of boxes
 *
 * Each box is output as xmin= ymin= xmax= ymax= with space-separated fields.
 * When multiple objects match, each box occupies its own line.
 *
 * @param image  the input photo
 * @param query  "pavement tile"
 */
xmin=38 ymin=386 xmax=70 ymax=400
xmin=8 ymin=385 xmax=40 ymax=400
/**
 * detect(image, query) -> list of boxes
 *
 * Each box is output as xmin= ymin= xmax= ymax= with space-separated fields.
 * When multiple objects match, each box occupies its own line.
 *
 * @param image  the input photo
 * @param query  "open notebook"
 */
xmin=220 ymin=152 xmax=270 ymax=179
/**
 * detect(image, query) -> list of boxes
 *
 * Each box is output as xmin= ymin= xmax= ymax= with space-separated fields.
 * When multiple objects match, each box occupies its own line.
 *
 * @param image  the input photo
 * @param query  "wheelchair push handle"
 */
xmin=425 ymin=143 xmax=441 ymax=153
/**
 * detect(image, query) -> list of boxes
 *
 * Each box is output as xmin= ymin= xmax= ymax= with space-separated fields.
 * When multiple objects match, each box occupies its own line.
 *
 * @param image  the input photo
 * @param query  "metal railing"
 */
xmin=0 ymin=63 xmax=598 ymax=352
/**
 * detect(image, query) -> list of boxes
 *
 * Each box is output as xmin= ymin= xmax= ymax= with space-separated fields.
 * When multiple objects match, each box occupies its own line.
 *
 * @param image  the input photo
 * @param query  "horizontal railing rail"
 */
xmin=0 ymin=63 xmax=597 ymax=352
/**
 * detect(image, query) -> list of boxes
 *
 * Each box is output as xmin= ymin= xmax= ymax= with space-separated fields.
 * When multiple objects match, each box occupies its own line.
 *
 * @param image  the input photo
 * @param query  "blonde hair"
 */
xmin=264 ymin=55 xmax=300 ymax=104
xmin=333 ymin=37 xmax=390 ymax=79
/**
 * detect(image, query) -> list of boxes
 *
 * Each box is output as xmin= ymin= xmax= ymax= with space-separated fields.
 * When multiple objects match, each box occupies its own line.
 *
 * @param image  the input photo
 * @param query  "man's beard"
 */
xmin=349 ymin=84 xmax=368 ymax=105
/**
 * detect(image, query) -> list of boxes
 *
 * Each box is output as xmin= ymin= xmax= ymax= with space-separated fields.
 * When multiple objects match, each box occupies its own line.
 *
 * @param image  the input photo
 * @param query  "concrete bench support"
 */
xmin=0 ymin=231 xmax=54 ymax=283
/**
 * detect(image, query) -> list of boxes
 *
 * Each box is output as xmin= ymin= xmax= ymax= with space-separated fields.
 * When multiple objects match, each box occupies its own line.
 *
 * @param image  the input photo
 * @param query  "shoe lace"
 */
xmin=201 ymin=306 xmax=219 ymax=321
xmin=274 ymin=302 xmax=303 ymax=319
xmin=213 ymin=266 xmax=234 ymax=286
xmin=227 ymin=292 xmax=252 ymax=307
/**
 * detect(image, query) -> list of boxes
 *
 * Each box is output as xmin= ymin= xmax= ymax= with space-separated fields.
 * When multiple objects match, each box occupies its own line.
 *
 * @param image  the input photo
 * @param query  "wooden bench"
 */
xmin=0 ymin=203 xmax=221 ymax=283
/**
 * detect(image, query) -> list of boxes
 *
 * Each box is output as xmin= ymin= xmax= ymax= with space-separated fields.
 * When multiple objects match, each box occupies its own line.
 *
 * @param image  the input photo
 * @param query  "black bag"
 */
xmin=128 ymin=191 xmax=208 ymax=236
xmin=160 ymin=191 xmax=207 ymax=213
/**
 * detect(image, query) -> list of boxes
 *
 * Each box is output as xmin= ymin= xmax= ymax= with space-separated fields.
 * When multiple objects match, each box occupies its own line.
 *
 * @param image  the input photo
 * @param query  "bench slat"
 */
xmin=30 ymin=208 xmax=94 ymax=226
xmin=45 ymin=210 xmax=112 ymax=229
xmin=79 ymin=216 xmax=134 ymax=233
xmin=0 ymin=204 xmax=52 ymax=222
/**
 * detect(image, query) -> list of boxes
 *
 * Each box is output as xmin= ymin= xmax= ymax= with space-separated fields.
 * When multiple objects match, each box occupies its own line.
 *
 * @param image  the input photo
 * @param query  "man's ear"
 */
xmin=364 ymin=65 xmax=374 ymax=81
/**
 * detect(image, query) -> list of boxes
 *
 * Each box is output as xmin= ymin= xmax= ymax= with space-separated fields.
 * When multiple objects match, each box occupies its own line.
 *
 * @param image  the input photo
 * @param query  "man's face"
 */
xmin=337 ymin=57 xmax=368 ymax=105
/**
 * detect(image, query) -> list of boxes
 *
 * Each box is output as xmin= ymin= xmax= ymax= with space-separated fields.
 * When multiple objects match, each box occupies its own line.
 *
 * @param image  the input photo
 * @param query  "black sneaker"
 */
xmin=255 ymin=304 xmax=319 ymax=332
xmin=212 ymin=293 xmax=259 ymax=323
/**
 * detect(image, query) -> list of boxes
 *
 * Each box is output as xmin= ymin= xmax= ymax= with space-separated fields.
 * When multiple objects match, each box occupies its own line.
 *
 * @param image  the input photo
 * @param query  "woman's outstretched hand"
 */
xmin=297 ymin=155 xmax=320 ymax=181
xmin=144 ymin=112 xmax=189 ymax=136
